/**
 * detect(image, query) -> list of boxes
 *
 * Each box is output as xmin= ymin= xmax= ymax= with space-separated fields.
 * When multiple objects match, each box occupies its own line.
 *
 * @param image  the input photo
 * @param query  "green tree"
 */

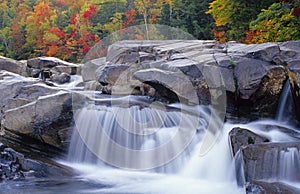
xmin=206 ymin=0 xmax=274 ymax=41
xmin=163 ymin=0 xmax=214 ymax=40
xmin=247 ymin=3 xmax=300 ymax=43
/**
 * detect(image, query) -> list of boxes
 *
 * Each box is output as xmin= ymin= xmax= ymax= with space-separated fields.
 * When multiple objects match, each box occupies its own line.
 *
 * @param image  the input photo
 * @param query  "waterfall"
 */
xmin=276 ymin=79 xmax=295 ymax=123
xmin=279 ymin=147 xmax=300 ymax=182
xmin=66 ymin=96 xmax=244 ymax=194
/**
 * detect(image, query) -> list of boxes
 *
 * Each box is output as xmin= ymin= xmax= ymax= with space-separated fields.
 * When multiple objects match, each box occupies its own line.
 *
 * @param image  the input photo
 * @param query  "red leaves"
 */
xmin=83 ymin=4 xmax=97 ymax=22
xmin=70 ymin=14 xmax=78 ymax=24
xmin=123 ymin=9 xmax=137 ymax=27
xmin=83 ymin=10 xmax=92 ymax=19
xmin=279 ymin=0 xmax=300 ymax=16
xmin=48 ymin=27 xmax=65 ymax=38
xmin=292 ymin=7 xmax=300 ymax=16
xmin=83 ymin=46 xmax=90 ymax=54
xmin=89 ymin=4 xmax=97 ymax=14
xmin=56 ymin=0 xmax=67 ymax=6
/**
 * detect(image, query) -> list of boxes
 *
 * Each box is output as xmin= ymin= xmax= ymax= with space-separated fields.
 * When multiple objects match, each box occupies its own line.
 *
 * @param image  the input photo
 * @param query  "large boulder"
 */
xmin=0 ymin=70 xmax=73 ymax=148
xmin=0 ymin=71 xmax=58 ymax=118
xmin=26 ymin=57 xmax=79 ymax=82
xmin=0 ymin=56 xmax=27 ymax=76
xmin=81 ymin=57 xmax=106 ymax=82
xmin=88 ymin=40 xmax=300 ymax=118
xmin=1 ymin=91 xmax=72 ymax=147
xmin=0 ymin=135 xmax=74 ymax=181
xmin=134 ymin=68 xmax=200 ymax=104
xmin=50 ymin=72 xmax=71 ymax=84
xmin=239 ymin=142 xmax=300 ymax=182
xmin=246 ymin=181 xmax=300 ymax=194
xmin=227 ymin=42 xmax=280 ymax=62
xmin=96 ymin=63 xmax=148 ymax=95
xmin=229 ymin=127 xmax=269 ymax=156
xmin=27 ymin=56 xmax=78 ymax=70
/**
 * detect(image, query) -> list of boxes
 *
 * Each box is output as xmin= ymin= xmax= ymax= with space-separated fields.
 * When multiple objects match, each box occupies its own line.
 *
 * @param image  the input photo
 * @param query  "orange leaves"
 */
xmin=213 ymin=30 xmax=226 ymax=43
xmin=46 ymin=45 xmax=59 ymax=57
xmin=123 ymin=9 xmax=137 ymax=28
xmin=48 ymin=27 xmax=65 ymax=39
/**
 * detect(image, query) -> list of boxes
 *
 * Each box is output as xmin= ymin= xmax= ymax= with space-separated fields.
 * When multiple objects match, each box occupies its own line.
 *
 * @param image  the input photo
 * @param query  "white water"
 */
xmin=67 ymin=97 xmax=244 ymax=193
xmin=276 ymin=80 xmax=295 ymax=123
xmin=279 ymin=147 xmax=300 ymax=181
xmin=65 ymin=86 xmax=300 ymax=193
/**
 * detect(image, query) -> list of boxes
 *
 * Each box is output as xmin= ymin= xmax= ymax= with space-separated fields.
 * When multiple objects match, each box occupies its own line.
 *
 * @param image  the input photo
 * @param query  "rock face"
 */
xmin=2 ymin=91 xmax=72 ymax=147
xmin=81 ymin=57 xmax=106 ymax=82
xmin=229 ymin=124 xmax=300 ymax=193
xmin=246 ymin=181 xmax=300 ymax=194
xmin=0 ymin=71 xmax=73 ymax=148
xmin=26 ymin=56 xmax=79 ymax=84
xmin=0 ymin=134 xmax=74 ymax=181
xmin=50 ymin=72 xmax=71 ymax=84
xmin=229 ymin=127 xmax=269 ymax=156
xmin=240 ymin=142 xmax=300 ymax=182
xmin=88 ymin=40 xmax=300 ymax=118
xmin=133 ymin=68 xmax=199 ymax=104
xmin=0 ymin=56 xmax=27 ymax=76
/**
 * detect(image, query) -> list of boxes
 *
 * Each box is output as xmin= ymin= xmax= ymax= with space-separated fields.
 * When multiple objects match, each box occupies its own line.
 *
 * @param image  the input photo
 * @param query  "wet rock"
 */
xmin=233 ymin=57 xmax=275 ymax=99
xmin=240 ymin=142 xmax=300 ymax=182
xmin=52 ymin=65 xmax=78 ymax=75
xmin=133 ymin=68 xmax=199 ymax=104
xmin=50 ymin=73 xmax=71 ymax=84
xmin=0 ymin=71 xmax=38 ymax=119
xmin=246 ymin=181 xmax=300 ymax=194
xmin=278 ymin=40 xmax=300 ymax=65
xmin=81 ymin=57 xmax=106 ymax=82
xmin=96 ymin=63 xmax=144 ymax=95
xmin=0 ymin=135 xmax=74 ymax=181
xmin=0 ymin=71 xmax=59 ymax=118
xmin=84 ymin=80 xmax=102 ymax=91
xmin=227 ymin=42 xmax=280 ymax=62
xmin=96 ymin=64 xmax=131 ymax=85
xmin=106 ymin=40 xmax=169 ymax=65
xmin=0 ymin=71 xmax=74 ymax=148
xmin=287 ymin=70 xmax=300 ymax=122
xmin=90 ymin=40 xmax=300 ymax=118
xmin=2 ymin=91 xmax=73 ymax=147
xmin=26 ymin=57 xmax=79 ymax=80
xmin=250 ymin=66 xmax=287 ymax=117
xmin=27 ymin=57 xmax=76 ymax=69
xmin=0 ymin=56 xmax=27 ymax=76
xmin=229 ymin=127 xmax=269 ymax=156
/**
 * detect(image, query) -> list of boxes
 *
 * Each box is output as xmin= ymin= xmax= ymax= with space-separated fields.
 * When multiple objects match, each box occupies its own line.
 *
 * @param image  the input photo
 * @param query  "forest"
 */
xmin=0 ymin=0 xmax=299 ymax=63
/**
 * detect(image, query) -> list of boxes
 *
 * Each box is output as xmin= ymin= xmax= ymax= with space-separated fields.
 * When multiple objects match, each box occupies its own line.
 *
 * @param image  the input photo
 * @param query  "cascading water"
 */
xmin=65 ymin=83 xmax=300 ymax=193
xmin=279 ymin=147 xmax=300 ymax=182
xmin=276 ymin=79 xmax=296 ymax=123
xmin=66 ymin=95 xmax=244 ymax=193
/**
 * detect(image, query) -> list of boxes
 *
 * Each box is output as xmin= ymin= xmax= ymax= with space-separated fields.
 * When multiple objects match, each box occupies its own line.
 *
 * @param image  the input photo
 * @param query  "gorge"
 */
xmin=0 ymin=39 xmax=300 ymax=194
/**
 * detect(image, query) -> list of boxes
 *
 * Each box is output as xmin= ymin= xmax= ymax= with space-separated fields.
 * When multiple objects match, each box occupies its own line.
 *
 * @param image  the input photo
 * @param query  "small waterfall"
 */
xmin=276 ymin=79 xmax=295 ymax=122
xmin=38 ymin=70 xmax=45 ymax=81
xmin=66 ymin=96 xmax=243 ymax=193
xmin=68 ymin=98 xmax=223 ymax=173
xmin=279 ymin=147 xmax=300 ymax=182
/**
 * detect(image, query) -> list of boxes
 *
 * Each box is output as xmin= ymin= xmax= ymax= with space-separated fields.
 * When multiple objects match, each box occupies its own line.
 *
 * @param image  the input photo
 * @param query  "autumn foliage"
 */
xmin=0 ymin=0 xmax=169 ymax=62
xmin=0 ymin=0 xmax=299 ymax=62
xmin=206 ymin=0 xmax=300 ymax=43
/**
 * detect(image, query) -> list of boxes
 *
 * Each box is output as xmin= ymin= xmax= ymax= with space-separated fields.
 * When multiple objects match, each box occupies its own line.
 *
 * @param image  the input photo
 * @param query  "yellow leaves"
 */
xmin=44 ymin=32 xmax=60 ymax=44
xmin=103 ymin=12 xmax=123 ymax=33
xmin=134 ymin=0 xmax=164 ymax=23
xmin=206 ymin=0 xmax=239 ymax=27
xmin=249 ymin=3 xmax=300 ymax=44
